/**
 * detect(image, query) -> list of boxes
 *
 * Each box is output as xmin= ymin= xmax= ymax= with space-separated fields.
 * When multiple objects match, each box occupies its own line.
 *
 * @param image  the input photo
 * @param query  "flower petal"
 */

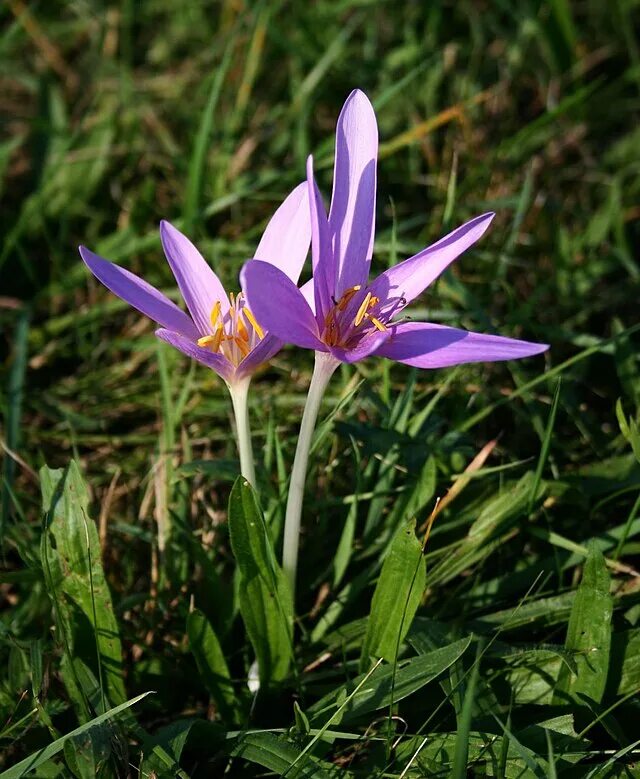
xmin=240 ymin=260 xmax=324 ymax=350
xmin=329 ymin=89 xmax=378 ymax=296
xmin=235 ymin=333 xmax=283 ymax=379
xmin=252 ymin=182 xmax=311 ymax=283
xmin=80 ymin=246 xmax=199 ymax=339
xmin=307 ymin=155 xmax=334 ymax=323
xmin=155 ymin=328 xmax=234 ymax=383
xmin=159 ymin=220 xmax=230 ymax=336
xmin=374 ymin=321 xmax=549 ymax=369
xmin=369 ymin=213 xmax=495 ymax=312
xmin=329 ymin=329 xmax=391 ymax=364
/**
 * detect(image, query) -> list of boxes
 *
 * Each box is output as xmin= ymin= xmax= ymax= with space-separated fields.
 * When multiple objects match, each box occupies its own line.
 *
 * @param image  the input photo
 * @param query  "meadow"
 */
xmin=1 ymin=0 xmax=640 ymax=776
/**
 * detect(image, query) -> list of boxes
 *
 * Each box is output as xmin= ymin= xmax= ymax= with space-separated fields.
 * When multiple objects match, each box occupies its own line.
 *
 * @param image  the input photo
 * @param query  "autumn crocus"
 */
xmin=80 ymin=183 xmax=310 ymax=486
xmin=241 ymin=90 xmax=548 ymax=595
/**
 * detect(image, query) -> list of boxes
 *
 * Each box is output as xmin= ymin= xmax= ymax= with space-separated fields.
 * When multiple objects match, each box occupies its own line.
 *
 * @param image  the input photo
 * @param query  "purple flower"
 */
xmin=80 ymin=183 xmax=311 ymax=386
xmin=241 ymin=90 xmax=548 ymax=369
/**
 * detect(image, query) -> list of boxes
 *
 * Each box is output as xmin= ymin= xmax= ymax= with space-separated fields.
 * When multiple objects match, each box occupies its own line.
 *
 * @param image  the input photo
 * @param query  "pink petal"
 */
xmin=155 ymin=328 xmax=234 ymax=383
xmin=159 ymin=221 xmax=230 ymax=336
xmin=374 ymin=321 xmax=549 ymax=368
xmin=369 ymin=213 xmax=495 ymax=311
xmin=80 ymin=247 xmax=199 ymax=339
xmin=240 ymin=260 xmax=324 ymax=350
xmin=253 ymin=181 xmax=311 ymax=283
xmin=329 ymin=89 xmax=378 ymax=296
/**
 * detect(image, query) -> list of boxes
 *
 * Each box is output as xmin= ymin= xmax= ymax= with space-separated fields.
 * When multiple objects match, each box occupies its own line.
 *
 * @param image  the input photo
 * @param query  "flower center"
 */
xmin=196 ymin=292 xmax=264 ymax=365
xmin=323 ymin=285 xmax=388 ymax=347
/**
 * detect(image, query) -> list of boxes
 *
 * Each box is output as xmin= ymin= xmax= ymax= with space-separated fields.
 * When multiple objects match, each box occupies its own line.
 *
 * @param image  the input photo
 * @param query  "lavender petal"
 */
xmin=374 ymin=321 xmax=549 ymax=368
xmin=160 ymin=221 xmax=230 ymax=336
xmin=80 ymin=246 xmax=199 ymax=339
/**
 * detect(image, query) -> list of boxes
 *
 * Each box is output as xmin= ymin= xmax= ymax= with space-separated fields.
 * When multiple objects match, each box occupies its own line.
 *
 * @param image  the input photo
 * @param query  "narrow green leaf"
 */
xmin=556 ymin=545 xmax=613 ymax=704
xmin=227 ymin=477 xmax=293 ymax=685
xmin=40 ymin=461 xmax=126 ymax=710
xmin=183 ymin=37 xmax=235 ymax=232
xmin=360 ymin=519 xmax=426 ymax=670
xmin=1 ymin=306 xmax=29 ymax=537
xmin=529 ymin=378 xmax=561 ymax=511
xmin=451 ymin=640 xmax=483 ymax=779
xmin=230 ymin=732 xmax=341 ymax=778
xmin=187 ymin=609 xmax=243 ymax=723
xmin=0 ymin=692 xmax=151 ymax=779
xmin=311 ymin=636 xmax=471 ymax=726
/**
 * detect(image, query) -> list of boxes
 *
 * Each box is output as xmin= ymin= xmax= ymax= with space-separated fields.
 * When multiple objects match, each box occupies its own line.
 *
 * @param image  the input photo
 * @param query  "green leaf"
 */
xmin=40 ymin=461 xmax=126 ymax=712
xmin=230 ymin=731 xmax=343 ymax=778
xmin=187 ymin=609 xmax=244 ymax=723
xmin=310 ymin=636 xmax=472 ymax=726
xmin=616 ymin=398 xmax=640 ymax=463
xmin=360 ymin=519 xmax=426 ymax=670
xmin=140 ymin=719 xmax=224 ymax=778
xmin=556 ymin=545 xmax=613 ymax=704
xmin=0 ymin=692 xmax=151 ymax=779
xmin=227 ymin=477 xmax=293 ymax=685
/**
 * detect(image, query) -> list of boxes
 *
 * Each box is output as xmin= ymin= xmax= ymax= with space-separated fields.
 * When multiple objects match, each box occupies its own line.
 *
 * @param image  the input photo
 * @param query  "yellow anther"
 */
xmin=242 ymin=307 xmax=264 ymax=340
xmin=237 ymin=314 xmax=249 ymax=343
xmin=209 ymin=300 xmax=221 ymax=329
xmin=370 ymin=317 xmax=387 ymax=332
xmin=229 ymin=292 xmax=235 ymax=308
xmin=354 ymin=292 xmax=372 ymax=327
xmin=337 ymin=284 xmax=361 ymax=310
xmin=234 ymin=337 xmax=251 ymax=357
xmin=368 ymin=295 xmax=379 ymax=308
xmin=197 ymin=325 xmax=224 ymax=352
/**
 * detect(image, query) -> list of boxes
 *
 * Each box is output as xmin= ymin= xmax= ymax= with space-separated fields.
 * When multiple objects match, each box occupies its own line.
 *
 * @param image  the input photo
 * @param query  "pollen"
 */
xmin=370 ymin=317 xmax=387 ymax=332
xmin=242 ymin=307 xmax=264 ymax=339
xmin=354 ymin=292 xmax=372 ymax=326
xmin=209 ymin=300 xmax=221 ymax=329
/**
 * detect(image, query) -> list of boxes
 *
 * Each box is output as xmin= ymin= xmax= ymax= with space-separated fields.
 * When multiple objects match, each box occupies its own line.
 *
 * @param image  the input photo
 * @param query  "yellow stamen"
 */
xmin=234 ymin=336 xmax=250 ymax=357
xmin=209 ymin=300 xmax=221 ymax=329
xmin=237 ymin=314 xmax=249 ymax=343
xmin=369 ymin=316 xmax=388 ymax=332
xmin=197 ymin=325 xmax=224 ymax=352
xmin=368 ymin=295 xmax=379 ymax=308
xmin=354 ymin=292 xmax=372 ymax=327
xmin=242 ymin=307 xmax=264 ymax=339
xmin=337 ymin=284 xmax=361 ymax=310
xmin=229 ymin=292 xmax=235 ymax=308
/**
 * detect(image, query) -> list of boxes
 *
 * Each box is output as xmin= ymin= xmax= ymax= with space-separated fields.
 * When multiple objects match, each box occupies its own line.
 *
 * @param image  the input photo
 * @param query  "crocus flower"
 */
xmin=241 ymin=91 xmax=547 ymax=371
xmin=80 ymin=182 xmax=311 ymax=485
xmin=240 ymin=89 xmax=548 ymax=597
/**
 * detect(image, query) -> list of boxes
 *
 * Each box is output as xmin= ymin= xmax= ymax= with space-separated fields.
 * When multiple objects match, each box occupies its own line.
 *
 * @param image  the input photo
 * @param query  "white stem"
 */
xmin=283 ymin=351 xmax=339 ymax=599
xmin=229 ymin=377 xmax=256 ymax=488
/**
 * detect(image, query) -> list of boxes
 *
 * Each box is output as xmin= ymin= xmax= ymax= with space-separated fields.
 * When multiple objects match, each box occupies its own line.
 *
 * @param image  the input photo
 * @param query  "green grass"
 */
xmin=2 ymin=0 xmax=640 ymax=776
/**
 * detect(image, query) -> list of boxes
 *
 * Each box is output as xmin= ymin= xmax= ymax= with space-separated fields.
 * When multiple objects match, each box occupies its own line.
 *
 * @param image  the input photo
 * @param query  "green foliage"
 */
xmin=186 ymin=608 xmax=245 ymax=723
xmin=360 ymin=519 xmax=426 ymax=669
xmin=556 ymin=545 xmax=613 ymax=706
xmin=227 ymin=477 xmax=293 ymax=685
xmin=40 ymin=461 xmax=126 ymax=712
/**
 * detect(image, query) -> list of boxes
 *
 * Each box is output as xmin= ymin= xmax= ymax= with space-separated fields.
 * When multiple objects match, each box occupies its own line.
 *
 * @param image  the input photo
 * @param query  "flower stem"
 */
xmin=283 ymin=351 xmax=339 ymax=600
xmin=229 ymin=377 xmax=256 ymax=488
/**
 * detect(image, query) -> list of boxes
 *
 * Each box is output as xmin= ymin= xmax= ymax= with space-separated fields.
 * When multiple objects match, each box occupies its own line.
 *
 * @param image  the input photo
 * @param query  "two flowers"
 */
xmin=81 ymin=89 xmax=547 ymax=594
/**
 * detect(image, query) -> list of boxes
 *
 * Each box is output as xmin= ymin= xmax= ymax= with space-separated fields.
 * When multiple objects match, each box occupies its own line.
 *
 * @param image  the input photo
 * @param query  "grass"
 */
xmin=1 ymin=0 xmax=640 ymax=776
